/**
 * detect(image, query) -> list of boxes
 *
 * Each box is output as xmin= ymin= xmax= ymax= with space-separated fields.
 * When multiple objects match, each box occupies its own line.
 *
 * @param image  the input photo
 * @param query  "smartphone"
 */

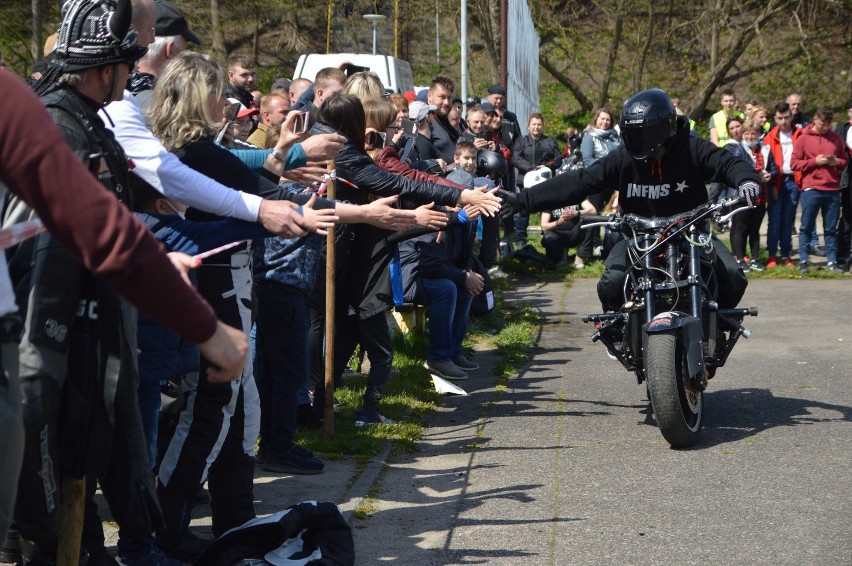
xmin=400 ymin=137 xmax=415 ymax=162
xmin=400 ymin=118 xmax=417 ymax=136
xmin=223 ymin=102 xmax=241 ymax=123
xmin=343 ymin=63 xmax=369 ymax=77
xmin=292 ymin=111 xmax=310 ymax=134
xmin=367 ymin=131 xmax=386 ymax=149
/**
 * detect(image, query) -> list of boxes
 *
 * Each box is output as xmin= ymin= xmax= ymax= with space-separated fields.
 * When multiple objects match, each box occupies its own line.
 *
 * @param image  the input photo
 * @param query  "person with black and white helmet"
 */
xmin=9 ymin=1 xmax=183 ymax=565
xmin=500 ymin=88 xmax=761 ymax=312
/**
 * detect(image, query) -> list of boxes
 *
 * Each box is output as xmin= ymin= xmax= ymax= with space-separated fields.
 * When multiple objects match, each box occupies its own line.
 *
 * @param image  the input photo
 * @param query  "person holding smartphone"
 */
xmin=791 ymin=106 xmax=848 ymax=274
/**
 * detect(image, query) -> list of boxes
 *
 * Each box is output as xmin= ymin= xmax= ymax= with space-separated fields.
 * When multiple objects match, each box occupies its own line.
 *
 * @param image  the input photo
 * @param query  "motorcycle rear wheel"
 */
xmin=646 ymin=333 xmax=702 ymax=448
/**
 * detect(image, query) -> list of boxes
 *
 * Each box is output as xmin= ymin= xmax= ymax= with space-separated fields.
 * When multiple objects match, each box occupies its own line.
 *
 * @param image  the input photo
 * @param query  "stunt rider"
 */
xmin=501 ymin=88 xmax=761 ymax=312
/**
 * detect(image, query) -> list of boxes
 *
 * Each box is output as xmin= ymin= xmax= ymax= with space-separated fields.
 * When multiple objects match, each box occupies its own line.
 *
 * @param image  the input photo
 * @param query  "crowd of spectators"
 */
xmin=1 ymin=0 xmax=850 ymax=564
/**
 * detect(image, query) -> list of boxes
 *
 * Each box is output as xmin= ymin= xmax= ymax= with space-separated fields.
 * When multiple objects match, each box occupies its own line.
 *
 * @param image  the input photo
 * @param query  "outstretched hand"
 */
xmin=299 ymin=193 xmax=339 ymax=235
xmin=414 ymin=201 xmax=449 ymax=230
xmin=363 ymin=195 xmax=418 ymax=231
xmin=458 ymin=185 xmax=502 ymax=217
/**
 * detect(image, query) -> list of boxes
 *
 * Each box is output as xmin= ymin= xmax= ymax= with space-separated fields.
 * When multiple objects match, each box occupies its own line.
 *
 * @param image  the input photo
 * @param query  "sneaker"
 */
xmin=262 ymin=445 xmax=324 ymax=475
xmin=452 ymin=354 xmax=479 ymax=371
xmin=780 ymin=257 xmax=795 ymax=267
xmin=736 ymin=259 xmax=750 ymax=272
xmin=118 ymin=536 xmax=181 ymax=566
xmin=825 ymin=262 xmax=845 ymax=274
xmin=354 ymin=410 xmax=397 ymax=427
xmin=809 ymin=244 xmax=826 ymax=257
xmin=487 ymin=266 xmax=508 ymax=279
xmin=748 ymin=259 xmax=765 ymax=272
xmin=573 ymin=256 xmax=585 ymax=269
xmin=798 ymin=261 xmax=809 ymax=275
xmin=766 ymin=256 xmax=778 ymax=268
xmin=0 ymin=528 xmax=20 ymax=564
xmin=155 ymin=532 xmax=210 ymax=564
xmin=424 ymin=359 xmax=468 ymax=380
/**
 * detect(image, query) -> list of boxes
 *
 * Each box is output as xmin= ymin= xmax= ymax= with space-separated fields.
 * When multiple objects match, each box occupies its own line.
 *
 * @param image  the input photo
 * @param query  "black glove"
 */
xmin=495 ymin=188 xmax=518 ymax=210
xmin=737 ymin=181 xmax=760 ymax=208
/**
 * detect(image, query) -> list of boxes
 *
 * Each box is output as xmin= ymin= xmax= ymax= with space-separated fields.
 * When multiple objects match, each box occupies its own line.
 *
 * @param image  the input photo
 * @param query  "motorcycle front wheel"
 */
xmin=645 ymin=333 xmax=702 ymax=448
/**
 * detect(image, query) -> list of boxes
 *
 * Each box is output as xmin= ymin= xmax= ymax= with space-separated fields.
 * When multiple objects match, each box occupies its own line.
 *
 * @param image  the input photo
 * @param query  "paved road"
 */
xmin=355 ymin=278 xmax=852 ymax=565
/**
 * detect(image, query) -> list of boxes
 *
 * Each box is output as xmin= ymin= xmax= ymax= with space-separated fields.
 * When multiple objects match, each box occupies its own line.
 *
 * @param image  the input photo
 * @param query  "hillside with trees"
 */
xmin=2 ymin=0 xmax=849 ymax=134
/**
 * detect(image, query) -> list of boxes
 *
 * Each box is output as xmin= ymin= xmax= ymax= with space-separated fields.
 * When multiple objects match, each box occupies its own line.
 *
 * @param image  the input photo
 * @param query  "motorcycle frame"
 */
xmin=587 ymin=204 xmax=757 ymax=386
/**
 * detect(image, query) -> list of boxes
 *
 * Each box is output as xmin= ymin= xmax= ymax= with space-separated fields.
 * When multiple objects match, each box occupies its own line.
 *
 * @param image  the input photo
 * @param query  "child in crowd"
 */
xmin=447 ymin=140 xmax=478 ymax=189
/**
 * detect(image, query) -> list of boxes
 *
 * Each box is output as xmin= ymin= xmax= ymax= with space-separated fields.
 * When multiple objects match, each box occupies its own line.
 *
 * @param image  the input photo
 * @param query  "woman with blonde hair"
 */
xmin=147 ymin=52 xmax=413 ymax=558
xmin=342 ymin=70 xmax=385 ymax=103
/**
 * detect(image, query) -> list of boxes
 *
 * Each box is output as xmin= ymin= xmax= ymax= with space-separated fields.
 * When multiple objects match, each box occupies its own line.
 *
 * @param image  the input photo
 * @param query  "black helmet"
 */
xmin=619 ymin=88 xmax=677 ymax=161
xmin=476 ymin=150 xmax=507 ymax=179
xmin=54 ymin=0 xmax=147 ymax=72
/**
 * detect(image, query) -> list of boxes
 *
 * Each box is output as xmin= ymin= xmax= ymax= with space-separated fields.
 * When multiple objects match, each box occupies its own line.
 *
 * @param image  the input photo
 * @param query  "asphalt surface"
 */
xmin=62 ymin=277 xmax=850 ymax=565
xmin=353 ymin=278 xmax=852 ymax=565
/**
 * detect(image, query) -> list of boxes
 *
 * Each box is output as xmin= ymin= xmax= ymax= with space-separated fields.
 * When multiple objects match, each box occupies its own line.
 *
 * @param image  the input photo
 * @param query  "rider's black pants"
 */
xmin=597 ymin=236 xmax=747 ymax=312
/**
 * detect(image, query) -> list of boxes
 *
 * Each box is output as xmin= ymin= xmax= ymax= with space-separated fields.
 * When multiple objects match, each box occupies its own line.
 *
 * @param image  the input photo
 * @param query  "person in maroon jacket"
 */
xmin=0 ymin=70 xmax=246 ymax=556
xmin=792 ymin=106 xmax=848 ymax=273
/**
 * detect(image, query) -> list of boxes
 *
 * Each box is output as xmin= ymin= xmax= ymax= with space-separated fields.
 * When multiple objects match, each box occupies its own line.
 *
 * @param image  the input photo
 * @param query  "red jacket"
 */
xmin=790 ymin=124 xmax=848 ymax=191
xmin=763 ymin=125 xmax=802 ymax=191
xmin=375 ymin=146 xmax=466 ymax=190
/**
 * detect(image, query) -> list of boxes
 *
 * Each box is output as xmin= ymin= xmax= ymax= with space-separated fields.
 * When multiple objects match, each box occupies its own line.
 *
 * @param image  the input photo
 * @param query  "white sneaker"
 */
xmin=573 ymin=256 xmax=585 ymax=269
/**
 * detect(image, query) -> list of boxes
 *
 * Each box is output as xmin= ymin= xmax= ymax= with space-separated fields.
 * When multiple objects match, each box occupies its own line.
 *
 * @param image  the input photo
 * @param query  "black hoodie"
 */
xmin=517 ymin=116 xmax=761 ymax=218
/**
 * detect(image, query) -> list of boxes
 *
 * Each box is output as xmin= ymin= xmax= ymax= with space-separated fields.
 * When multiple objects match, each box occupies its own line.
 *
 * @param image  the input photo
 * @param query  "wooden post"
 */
xmin=323 ymin=160 xmax=336 ymax=439
xmin=56 ymin=476 xmax=86 ymax=566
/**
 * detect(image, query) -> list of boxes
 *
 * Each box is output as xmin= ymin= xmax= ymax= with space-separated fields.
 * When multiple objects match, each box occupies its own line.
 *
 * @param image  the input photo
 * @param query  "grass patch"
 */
xmin=298 ymin=277 xmax=542 ymax=460
xmin=353 ymin=498 xmax=377 ymax=520
xmin=295 ymin=330 xmax=440 ymax=458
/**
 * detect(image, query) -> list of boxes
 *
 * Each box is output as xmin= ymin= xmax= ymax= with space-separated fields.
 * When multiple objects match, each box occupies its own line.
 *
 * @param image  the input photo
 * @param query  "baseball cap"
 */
xmin=408 ymin=101 xmax=436 ymax=123
xmin=226 ymin=98 xmax=259 ymax=119
xmin=154 ymin=0 xmax=202 ymax=44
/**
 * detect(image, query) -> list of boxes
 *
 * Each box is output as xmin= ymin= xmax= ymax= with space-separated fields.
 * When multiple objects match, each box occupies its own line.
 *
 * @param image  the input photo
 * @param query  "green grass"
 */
xmin=298 ymin=279 xmax=543 ymax=460
xmin=715 ymin=235 xmax=849 ymax=279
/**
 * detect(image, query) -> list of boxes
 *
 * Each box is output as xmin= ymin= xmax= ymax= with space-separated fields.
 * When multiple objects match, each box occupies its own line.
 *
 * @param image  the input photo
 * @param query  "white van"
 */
xmin=292 ymin=53 xmax=415 ymax=94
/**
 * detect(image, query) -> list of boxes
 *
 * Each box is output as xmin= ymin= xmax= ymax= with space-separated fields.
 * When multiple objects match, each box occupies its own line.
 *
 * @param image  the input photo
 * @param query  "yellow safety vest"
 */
xmin=710 ymin=110 xmax=744 ymax=147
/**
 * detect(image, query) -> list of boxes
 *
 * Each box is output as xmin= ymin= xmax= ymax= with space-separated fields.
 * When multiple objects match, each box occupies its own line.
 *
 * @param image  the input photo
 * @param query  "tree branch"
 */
xmin=540 ymin=55 xmax=594 ymax=112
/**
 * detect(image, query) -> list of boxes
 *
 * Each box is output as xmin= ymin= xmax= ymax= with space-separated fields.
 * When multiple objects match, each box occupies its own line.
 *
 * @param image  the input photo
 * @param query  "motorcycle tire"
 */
xmin=645 ymin=333 xmax=702 ymax=448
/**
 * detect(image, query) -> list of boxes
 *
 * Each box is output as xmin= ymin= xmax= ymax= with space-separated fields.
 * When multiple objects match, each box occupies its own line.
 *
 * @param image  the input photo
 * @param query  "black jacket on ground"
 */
xmin=517 ymin=117 xmax=761 ymax=218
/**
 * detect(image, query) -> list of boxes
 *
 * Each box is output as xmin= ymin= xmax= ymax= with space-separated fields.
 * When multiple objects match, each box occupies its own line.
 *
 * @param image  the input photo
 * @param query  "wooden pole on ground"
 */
xmin=324 ymin=160 xmax=336 ymax=440
xmin=56 ymin=476 xmax=86 ymax=566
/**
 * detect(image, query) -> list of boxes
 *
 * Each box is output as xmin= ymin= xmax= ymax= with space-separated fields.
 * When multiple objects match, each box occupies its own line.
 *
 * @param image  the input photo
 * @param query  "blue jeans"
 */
xmin=798 ymin=189 xmax=841 ymax=264
xmin=766 ymin=175 xmax=799 ymax=258
xmin=137 ymin=376 xmax=163 ymax=469
xmin=421 ymin=278 xmax=473 ymax=362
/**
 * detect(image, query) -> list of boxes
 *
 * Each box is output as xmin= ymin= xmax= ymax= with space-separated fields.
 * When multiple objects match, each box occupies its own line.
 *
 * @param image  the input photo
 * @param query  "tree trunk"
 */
xmin=633 ymin=0 xmax=654 ymax=92
xmin=709 ymin=0 xmax=723 ymax=73
xmin=210 ymin=0 xmax=227 ymax=64
xmin=597 ymin=0 xmax=624 ymax=108
xmin=690 ymin=0 xmax=784 ymax=118
xmin=31 ymin=0 xmax=42 ymax=60
xmin=540 ymin=56 xmax=594 ymax=112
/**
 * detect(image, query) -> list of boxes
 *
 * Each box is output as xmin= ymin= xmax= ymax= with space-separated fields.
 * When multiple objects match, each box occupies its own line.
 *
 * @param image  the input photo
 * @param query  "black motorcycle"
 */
xmin=580 ymin=198 xmax=757 ymax=448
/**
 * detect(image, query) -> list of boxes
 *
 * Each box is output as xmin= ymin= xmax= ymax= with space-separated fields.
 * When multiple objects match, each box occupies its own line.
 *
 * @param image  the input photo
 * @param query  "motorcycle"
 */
xmin=580 ymin=198 xmax=757 ymax=448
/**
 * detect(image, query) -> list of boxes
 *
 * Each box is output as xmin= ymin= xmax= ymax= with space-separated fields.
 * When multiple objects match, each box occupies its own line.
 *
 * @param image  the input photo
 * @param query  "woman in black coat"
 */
xmin=311 ymin=93 xmax=500 ymax=426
